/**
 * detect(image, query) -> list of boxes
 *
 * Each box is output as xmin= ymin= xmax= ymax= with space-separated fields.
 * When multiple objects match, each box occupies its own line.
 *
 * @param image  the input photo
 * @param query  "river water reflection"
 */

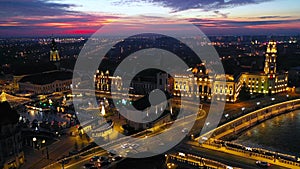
xmin=234 ymin=110 xmax=300 ymax=157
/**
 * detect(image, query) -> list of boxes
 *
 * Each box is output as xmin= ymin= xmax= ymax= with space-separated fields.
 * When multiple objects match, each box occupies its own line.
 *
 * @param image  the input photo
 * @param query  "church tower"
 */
xmin=50 ymin=37 xmax=60 ymax=69
xmin=264 ymin=41 xmax=277 ymax=75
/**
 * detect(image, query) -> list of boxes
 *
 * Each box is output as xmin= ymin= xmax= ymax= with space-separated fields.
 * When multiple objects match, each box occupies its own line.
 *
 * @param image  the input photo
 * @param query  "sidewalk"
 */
xmin=20 ymin=127 xmax=91 ymax=169
xmin=188 ymin=141 xmax=300 ymax=169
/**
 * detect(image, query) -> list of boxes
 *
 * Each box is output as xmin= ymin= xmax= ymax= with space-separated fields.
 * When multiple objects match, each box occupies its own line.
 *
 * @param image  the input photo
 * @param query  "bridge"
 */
xmin=197 ymin=99 xmax=300 ymax=141
xmin=195 ymin=99 xmax=300 ymax=169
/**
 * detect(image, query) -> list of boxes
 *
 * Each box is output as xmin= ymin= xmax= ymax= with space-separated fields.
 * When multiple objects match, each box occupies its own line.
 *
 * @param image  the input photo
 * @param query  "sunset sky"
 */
xmin=0 ymin=0 xmax=299 ymax=36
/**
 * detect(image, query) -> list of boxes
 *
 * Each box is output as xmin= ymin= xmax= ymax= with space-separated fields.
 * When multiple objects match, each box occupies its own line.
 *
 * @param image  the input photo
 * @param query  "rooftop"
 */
xmin=13 ymin=62 xmax=57 ymax=76
xmin=19 ymin=71 xmax=73 ymax=85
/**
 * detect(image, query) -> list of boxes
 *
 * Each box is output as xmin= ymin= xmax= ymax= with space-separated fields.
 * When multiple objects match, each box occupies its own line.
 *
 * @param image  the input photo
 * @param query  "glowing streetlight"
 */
xmin=101 ymin=105 xmax=106 ymax=116
xmin=256 ymin=102 xmax=260 ymax=106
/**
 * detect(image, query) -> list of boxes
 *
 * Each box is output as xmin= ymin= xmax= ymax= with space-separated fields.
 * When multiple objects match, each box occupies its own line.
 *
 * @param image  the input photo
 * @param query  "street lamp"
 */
xmin=271 ymin=97 xmax=275 ymax=101
xmin=41 ymin=139 xmax=49 ymax=159
xmin=241 ymin=107 xmax=246 ymax=115
xmin=256 ymin=102 xmax=260 ymax=106
xmin=32 ymin=137 xmax=37 ymax=148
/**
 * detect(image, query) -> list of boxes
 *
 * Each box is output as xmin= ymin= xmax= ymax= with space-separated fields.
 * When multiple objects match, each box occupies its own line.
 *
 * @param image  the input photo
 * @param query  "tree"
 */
xmin=238 ymin=82 xmax=250 ymax=101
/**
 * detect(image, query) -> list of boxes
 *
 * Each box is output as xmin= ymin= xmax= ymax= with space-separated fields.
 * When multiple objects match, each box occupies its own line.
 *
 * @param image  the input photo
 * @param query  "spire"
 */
xmin=266 ymin=40 xmax=277 ymax=54
xmin=50 ymin=36 xmax=61 ymax=69
xmin=51 ymin=37 xmax=57 ymax=51
xmin=1 ymin=91 xmax=7 ymax=102
xmin=264 ymin=40 xmax=277 ymax=75
xmin=50 ymin=37 xmax=60 ymax=62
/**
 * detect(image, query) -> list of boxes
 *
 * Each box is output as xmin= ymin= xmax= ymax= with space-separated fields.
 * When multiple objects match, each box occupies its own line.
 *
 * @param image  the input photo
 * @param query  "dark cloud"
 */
xmin=189 ymin=18 xmax=300 ymax=27
xmin=214 ymin=10 xmax=229 ymax=18
xmin=258 ymin=15 xmax=292 ymax=19
xmin=115 ymin=0 xmax=273 ymax=12
xmin=0 ymin=0 xmax=119 ymax=36
xmin=0 ymin=0 xmax=78 ymax=18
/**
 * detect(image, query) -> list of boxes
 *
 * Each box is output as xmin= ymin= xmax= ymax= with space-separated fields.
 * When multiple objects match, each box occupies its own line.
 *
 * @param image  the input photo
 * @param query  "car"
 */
xmin=90 ymin=156 xmax=100 ymax=162
xmin=100 ymin=160 xmax=110 ymax=166
xmin=112 ymin=155 xmax=122 ymax=162
xmin=89 ymin=167 xmax=98 ymax=169
xmin=181 ymin=128 xmax=188 ymax=133
xmin=129 ymin=143 xmax=139 ymax=149
xmin=256 ymin=161 xmax=271 ymax=167
xmin=108 ymin=150 xmax=117 ymax=156
xmin=99 ymin=156 xmax=108 ymax=162
xmin=121 ymin=143 xmax=129 ymax=149
xmin=83 ymin=163 xmax=94 ymax=168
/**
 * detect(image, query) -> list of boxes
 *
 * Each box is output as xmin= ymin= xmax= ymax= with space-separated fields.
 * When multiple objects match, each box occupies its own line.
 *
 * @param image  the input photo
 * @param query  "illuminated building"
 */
xmin=13 ymin=37 xmax=62 ymax=91
xmin=239 ymin=41 xmax=288 ymax=95
xmin=94 ymin=70 xmax=122 ymax=92
xmin=173 ymin=41 xmax=288 ymax=102
xmin=94 ymin=70 xmax=169 ymax=94
xmin=16 ymin=37 xmax=76 ymax=95
xmin=173 ymin=73 xmax=238 ymax=102
xmin=49 ymin=37 xmax=60 ymax=69
xmin=18 ymin=71 xmax=76 ymax=94
xmin=0 ymin=95 xmax=24 ymax=169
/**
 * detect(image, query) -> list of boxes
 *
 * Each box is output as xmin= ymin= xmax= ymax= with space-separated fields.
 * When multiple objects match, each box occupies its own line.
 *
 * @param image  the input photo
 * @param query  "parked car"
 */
xmin=83 ymin=163 xmax=94 ymax=168
xmin=90 ymin=156 xmax=100 ymax=162
xmin=256 ymin=161 xmax=271 ymax=167
xmin=112 ymin=155 xmax=122 ymax=162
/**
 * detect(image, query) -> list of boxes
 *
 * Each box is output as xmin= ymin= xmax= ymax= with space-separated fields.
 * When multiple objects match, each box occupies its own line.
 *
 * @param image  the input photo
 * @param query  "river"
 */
xmin=234 ymin=110 xmax=300 ymax=157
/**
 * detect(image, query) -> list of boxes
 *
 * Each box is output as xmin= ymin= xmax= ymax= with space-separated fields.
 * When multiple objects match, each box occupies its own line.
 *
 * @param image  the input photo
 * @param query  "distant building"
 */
xmin=173 ymin=73 xmax=238 ymax=102
xmin=289 ymin=66 xmax=300 ymax=87
xmin=16 ymin=37 xmax=77 ymax=95
xmin=12 ymin=63 xmax=57 ymax=91
xmin=94 ymin=70 xmax=169 ymax=95
xmin=49 ymin=37 xmax=61 ymax=69
xmin=239 ymin=41 xmax=288 ymax=95
xmin=18 ymin=71 xmax=75 ymax=94
xmin=0 ymin=95 xmax=24 ymax=169
xmin=13 ymin=37 xmax=62 ymax=92
xmin=94 ymin=70 xmax=122 ymax=92
xmin=173 ymin=41 xmax=288 ymax=102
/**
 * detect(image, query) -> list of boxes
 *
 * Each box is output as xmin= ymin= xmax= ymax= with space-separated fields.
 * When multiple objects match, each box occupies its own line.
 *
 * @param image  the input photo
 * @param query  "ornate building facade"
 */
xmin=0 ymin=96 xmax=24 ymax=169
xmin=94 ymin=70 xmax=122 ymax=92
xmin=94 ymin=70 xmax=169 ymax=94
xmin=173 ymin=41 xmax=288 ymax=102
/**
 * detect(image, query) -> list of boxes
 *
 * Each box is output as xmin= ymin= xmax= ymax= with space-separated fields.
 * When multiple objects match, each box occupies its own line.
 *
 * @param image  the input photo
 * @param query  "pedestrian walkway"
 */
xmin=188 ymin=141 xmax=300 ymax=169
xmin=20 ymin=127 xmax=91 ymax=169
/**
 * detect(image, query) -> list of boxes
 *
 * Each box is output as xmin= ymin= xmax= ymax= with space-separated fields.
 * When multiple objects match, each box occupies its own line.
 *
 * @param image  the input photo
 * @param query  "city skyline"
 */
xmin=0 ymin=0 xmax=300 ymax=36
